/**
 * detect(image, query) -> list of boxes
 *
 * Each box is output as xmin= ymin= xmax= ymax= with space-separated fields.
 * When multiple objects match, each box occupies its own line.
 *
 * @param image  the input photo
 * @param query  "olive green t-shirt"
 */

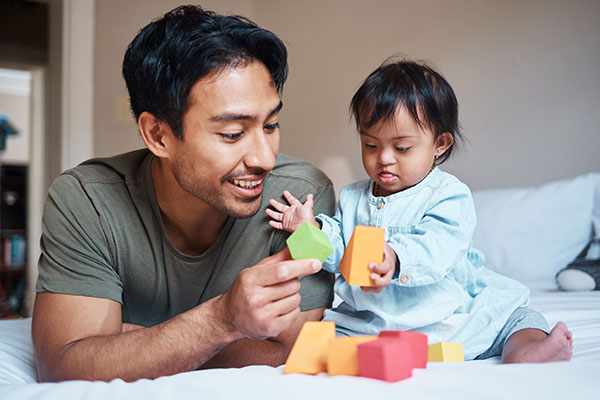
xmin=36 ymin=149 xmax=335 ymax=327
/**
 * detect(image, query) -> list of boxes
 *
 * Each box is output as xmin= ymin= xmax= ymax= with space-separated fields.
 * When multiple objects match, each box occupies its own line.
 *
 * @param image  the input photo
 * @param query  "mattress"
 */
xmin=1 ymin=290 xmax=599 ymax=399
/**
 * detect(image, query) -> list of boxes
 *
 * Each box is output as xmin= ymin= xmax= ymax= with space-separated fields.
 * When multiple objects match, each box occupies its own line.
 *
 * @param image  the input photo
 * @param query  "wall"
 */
xmin=94 ymin=0 xmax=256 ymax=158
xmin=94 ymin=0 xmax=600 ymax=190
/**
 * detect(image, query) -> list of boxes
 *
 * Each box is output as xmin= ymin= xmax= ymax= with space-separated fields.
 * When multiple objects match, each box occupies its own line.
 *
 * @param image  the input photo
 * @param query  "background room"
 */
xmin=0 ymin=0 xmax=599 ymax=317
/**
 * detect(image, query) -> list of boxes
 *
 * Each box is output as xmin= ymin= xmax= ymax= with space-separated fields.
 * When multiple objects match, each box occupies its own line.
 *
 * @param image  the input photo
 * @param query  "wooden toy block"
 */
xmin=379 ymin=330 xmax=428 ymax=368
xmin=327 ymin=335 xmax=377 ymax=376
xmin=286 ymin=221 xmax=334 ymax=263
xmin=357 ymin=338 xmax=413 ymax=382
xmin=338 ymin=225 xmax=385 ymax=286
xmin=284 ymin=321 xmax=336 ymax=374
xmin=427 ymin=342 xmax=464 ymax=363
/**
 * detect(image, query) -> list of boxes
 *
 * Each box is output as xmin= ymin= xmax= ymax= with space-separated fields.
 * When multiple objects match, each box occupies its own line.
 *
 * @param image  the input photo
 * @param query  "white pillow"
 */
xmin=472 ymin=173 xmax=599 ymax=290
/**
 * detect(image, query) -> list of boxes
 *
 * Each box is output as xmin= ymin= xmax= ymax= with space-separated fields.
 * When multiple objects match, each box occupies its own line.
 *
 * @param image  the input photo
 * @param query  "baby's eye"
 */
xmin=264 ymin=122 xmax=280 ymax=133
xmin=365 ymin=143 xmax=377 ymax=149
xmin=395 ymin=147 xmax=409 ymax=152
xmin=219 ymin=132 xmax=243 ymax=141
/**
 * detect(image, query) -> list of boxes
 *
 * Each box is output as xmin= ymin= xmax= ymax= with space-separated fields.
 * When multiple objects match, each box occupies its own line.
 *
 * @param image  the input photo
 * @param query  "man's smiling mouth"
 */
xmin=230 ymin=179 xmax=263 ymax=189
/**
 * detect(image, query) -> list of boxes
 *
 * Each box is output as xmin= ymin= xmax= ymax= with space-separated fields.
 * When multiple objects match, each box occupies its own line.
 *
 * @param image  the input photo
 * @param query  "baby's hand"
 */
xmin=266 ymin=190 xmax=317 ymax=232
xmin=361 ymin=243 xmax=397 ymax=293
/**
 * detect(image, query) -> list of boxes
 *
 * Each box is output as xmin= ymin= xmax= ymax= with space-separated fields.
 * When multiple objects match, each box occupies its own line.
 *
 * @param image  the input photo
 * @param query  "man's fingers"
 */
xmin=253 ymin=258 xmax=321 ymax=287
xmin=271 ymin=292 xmax=302 ymax=317
xmin=257 ymin=247 xmax=292 ymax=265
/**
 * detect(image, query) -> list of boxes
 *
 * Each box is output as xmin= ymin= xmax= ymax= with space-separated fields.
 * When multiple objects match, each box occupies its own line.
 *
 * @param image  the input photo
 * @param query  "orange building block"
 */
xmin=327 ymin=335 xmax=377 ymax=376
xmin=427 ymin=342 xmax=464 ymax=363
xmin=379 ymin=330 xmax=428 ymax=368
xmin=338 ymin=226 xmax=385 ymax=286
xmin=357 ymin=338 xmax=413 ymax=382
xmin=284 ymin=321 xmax=336 ymax=374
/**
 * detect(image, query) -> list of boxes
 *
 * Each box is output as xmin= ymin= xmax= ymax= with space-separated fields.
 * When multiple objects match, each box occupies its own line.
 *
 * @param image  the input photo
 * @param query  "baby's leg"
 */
xmin=501 ymin=322 xmax=573 ymax=363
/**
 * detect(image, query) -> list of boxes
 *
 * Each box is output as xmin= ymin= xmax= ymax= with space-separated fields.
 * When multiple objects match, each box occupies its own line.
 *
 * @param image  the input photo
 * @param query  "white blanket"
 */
xmin=1 ymin=290 xmax=599 ymax=400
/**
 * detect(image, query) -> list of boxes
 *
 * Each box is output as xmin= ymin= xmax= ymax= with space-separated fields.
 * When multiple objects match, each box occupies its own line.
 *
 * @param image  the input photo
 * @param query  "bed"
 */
xmin=1 ymin=172 xmax=599 ymax=399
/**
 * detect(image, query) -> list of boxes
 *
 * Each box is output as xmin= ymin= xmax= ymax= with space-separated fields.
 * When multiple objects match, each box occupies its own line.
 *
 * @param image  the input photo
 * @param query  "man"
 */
xmin=32 ymin=5 xmax=335 ymax=382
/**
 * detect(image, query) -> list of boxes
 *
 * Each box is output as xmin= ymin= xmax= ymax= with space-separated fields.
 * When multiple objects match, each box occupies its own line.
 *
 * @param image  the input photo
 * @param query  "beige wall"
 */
xmin=94 ymin=0 xmax=600 ymax=190
xmin=94 ymin=0 xmax=256 ymax=157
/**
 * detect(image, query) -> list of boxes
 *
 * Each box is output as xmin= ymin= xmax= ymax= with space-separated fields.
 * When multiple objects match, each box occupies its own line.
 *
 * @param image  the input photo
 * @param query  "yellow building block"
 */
xmin=338 ymin=226 xmax=385 ymax=286
xmin=327 ymin=335 xmax=378 ymax=376
xmin=284 ymin=321 xmax=336 ymax=374
xmin=427 ymin=342 xmax=464 ymax=362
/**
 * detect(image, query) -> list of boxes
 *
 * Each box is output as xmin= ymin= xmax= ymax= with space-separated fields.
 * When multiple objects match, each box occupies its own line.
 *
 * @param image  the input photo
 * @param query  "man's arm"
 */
xmin=199 ymin=307 xmax=325 ymax=369
xmin=33 ymin=249 xmax=321 ymax=382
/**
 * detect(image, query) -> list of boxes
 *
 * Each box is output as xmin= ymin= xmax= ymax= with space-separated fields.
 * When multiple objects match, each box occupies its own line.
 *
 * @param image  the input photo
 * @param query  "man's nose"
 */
xmin=245 ymin=131 xmax=277 ymax=171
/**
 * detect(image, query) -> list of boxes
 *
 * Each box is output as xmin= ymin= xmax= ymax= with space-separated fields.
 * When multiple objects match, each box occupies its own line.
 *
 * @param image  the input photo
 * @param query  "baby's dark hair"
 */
xmin=350 ymin=59 xmax=463 ymax=163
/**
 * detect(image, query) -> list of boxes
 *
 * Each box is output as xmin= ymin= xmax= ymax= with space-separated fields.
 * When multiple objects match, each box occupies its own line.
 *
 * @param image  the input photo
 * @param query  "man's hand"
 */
xmin=361 ymin=242 xmax=397 ymax=293
xmin=219 ymin=247 xmax=322 ymax=340
xmin=266 ymin=191 xmax=318 ymax=232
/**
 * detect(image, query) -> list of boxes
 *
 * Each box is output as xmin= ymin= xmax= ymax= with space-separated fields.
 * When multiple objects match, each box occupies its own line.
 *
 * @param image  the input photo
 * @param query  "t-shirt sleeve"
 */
xmin=297 ymin=180 xmax=335 ymax=310
xmin=269 ymin=175 xmax=336 ymax=311
xmin=35 ymin=173 xmax=123 ymax=303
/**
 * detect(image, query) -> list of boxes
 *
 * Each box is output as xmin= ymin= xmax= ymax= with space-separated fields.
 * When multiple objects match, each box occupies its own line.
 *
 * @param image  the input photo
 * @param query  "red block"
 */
xmin=357 ymin=338 xmax=413 ymax=382
xmin=379 ymin=330 xmax=428 ymax=368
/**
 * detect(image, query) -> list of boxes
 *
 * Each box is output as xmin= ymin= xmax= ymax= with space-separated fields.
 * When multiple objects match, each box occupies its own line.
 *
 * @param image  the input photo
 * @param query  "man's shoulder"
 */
xmin=269 ymin=153 xmax=332 ymax=190
xmin=60 ymin=149 xmax=150 ymax=187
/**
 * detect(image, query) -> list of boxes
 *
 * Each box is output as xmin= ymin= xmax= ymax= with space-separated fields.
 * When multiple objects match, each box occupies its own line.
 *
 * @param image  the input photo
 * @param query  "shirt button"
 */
xmin=377 ymin=200 xmax=384 ymax=209
xmin=400 ymin=274 xmax=409 ymax=283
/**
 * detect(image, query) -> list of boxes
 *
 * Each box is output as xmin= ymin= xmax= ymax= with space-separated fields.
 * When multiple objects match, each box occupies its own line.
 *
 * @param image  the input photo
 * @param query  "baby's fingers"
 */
xmin=269 ymin=198 xmax=289 ymax=213
xmin=269 ymin=220 xmax=284 ymax=230
xmin=265 ymin=207 xmax=283 ymax=222
xmin=283 ymin=190 xmax=301 ymax=205
xmin=369 ymin=272 xmax=390 ymax=288
xmin=369 ymin=261 xmax=392 ymax=276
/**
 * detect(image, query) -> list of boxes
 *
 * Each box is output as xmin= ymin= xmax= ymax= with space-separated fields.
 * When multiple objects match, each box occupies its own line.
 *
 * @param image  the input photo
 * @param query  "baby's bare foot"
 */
xmin=502 ymin=322 xmax=573 ymax=363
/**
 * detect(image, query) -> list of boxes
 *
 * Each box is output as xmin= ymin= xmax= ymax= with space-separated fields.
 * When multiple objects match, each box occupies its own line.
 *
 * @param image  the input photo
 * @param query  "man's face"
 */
xmin=166 ymin=61 xmax=282 ymax=219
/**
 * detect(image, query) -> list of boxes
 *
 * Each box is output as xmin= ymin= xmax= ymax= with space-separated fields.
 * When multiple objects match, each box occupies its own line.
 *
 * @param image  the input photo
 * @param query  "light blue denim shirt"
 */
xmin=317 ymin=167 xmax=530 ymax=360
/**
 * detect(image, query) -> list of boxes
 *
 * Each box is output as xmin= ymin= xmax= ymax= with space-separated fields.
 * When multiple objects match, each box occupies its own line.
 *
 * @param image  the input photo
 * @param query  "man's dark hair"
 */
xmin=122 ymin=5 xmax=288 ymax=139
xmin=350 ymin=59 xmax=463 ymax=164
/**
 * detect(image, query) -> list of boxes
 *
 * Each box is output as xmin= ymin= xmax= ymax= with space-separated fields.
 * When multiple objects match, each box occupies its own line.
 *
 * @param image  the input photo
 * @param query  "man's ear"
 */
xmin=435 ymin=132 xmax=454 ymax=157
xmin=138 ymin=111 xmax=173 ymax=158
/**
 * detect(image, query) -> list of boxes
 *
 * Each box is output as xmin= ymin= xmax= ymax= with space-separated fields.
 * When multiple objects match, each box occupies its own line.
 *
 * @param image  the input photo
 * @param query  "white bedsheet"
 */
xmin=1 ymin=290 xmax=599 ymax=400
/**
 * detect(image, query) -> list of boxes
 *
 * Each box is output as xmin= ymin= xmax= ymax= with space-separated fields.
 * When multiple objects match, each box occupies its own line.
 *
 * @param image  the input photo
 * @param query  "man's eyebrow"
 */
xmin=210 ymin=101 xmax=283 ymax=123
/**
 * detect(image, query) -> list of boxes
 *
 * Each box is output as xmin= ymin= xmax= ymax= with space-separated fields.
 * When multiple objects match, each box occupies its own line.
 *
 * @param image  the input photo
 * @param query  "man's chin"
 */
xmin=223 ymin=194 xmax=262 ymax=219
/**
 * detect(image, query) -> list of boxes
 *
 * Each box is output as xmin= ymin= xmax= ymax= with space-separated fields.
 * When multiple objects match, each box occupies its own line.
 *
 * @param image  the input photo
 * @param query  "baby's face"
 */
xmin=360 ymin=106 xmax=445 ymax=196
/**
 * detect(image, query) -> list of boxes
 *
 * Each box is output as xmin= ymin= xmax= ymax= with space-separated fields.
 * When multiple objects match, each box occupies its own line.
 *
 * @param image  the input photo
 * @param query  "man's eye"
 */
xmin=395 ymin=147 xmax=409 ymax=152
xmin=219 ymin=132 xmax=243 ymax=140
xmin=264 ymin=122 xmax=280 ymax=133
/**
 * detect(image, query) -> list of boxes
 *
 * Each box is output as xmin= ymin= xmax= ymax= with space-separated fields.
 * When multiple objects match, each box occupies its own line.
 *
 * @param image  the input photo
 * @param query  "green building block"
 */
xmin=286 ymin=221 xmax=334 ymax=263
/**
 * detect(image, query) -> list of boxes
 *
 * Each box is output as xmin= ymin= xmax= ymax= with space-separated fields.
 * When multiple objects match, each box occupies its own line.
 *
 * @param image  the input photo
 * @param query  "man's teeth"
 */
xmin=231 ymin=179 xmax=262 ymax=189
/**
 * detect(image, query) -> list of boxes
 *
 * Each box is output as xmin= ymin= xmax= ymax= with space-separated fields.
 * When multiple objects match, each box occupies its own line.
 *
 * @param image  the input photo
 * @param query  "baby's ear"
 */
xmin=435 ymin=132 xmax=454 ymax=156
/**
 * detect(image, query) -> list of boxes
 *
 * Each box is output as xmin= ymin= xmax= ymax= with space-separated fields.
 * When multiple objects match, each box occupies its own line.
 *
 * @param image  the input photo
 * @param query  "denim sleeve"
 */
xmin=316 ymin=191 xmax=349 ymax=274
xmin=388 ymin=182 xmax=476 ymax=287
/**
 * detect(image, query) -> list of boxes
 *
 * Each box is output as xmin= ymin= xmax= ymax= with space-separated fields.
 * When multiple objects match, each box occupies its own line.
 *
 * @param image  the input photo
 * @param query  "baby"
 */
xmin=267 ymin=59 xmax=572 ymax=362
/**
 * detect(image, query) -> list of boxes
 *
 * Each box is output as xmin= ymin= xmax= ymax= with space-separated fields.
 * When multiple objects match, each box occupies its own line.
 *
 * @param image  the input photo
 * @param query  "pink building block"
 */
xmin=357 ymin=338 xmax=413 ymax=382
xmin=379 ymin=330 xmax=428 ymax=368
